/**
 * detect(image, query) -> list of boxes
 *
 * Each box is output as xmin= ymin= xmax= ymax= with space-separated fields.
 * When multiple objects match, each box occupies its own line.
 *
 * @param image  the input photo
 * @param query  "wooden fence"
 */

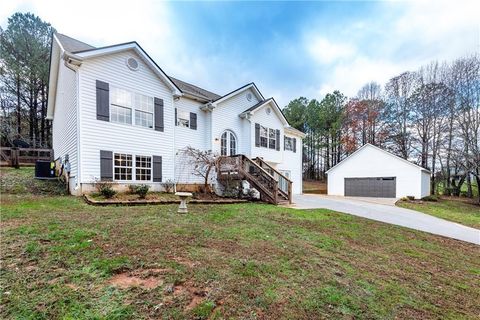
xmin=0 ymin=147 xmax=53 ymax=167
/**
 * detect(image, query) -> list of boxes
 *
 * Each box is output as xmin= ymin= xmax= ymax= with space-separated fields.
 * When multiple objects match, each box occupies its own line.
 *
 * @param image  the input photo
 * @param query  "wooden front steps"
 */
xmin=217 ymin=155 xmax=293 ymax=205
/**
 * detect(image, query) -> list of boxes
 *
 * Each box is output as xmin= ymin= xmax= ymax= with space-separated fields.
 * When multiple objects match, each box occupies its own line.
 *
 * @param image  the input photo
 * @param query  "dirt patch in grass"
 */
xmin=109 ymin=272 xmax=163 ymax=290
xmin=172 ymin=281 xmax=211 ymax=311
xmin=303 ymin=180 xmax=327 ymax=194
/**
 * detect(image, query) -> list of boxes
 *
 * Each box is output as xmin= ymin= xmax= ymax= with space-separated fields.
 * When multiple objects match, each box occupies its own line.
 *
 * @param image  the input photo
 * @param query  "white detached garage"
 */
xmin=327 ymin=144 xmax=431 ymax=199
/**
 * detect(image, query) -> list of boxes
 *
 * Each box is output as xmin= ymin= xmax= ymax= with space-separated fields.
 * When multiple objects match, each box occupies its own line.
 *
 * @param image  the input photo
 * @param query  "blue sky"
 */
xmin=1 ymin=0 xmax=479 ymax=106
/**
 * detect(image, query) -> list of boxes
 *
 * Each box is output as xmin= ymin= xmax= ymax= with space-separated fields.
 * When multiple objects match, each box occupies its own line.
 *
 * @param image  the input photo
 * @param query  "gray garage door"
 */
xmin=344 ymin=177 xmax=396 ymax=198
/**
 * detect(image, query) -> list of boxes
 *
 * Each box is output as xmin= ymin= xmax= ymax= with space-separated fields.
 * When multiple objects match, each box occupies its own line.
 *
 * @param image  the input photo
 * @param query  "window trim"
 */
xmin=135 ymin=155 xmax=152 ymax=181
xmin=284 ymin=136 xmax=294 ymax=151
xmin=109 ymin=86 xmax=155 ymax=129
xmin=268 ymin=128 xmax=276 ymax=149
xmin=260 ymin=125 xmax=268 ymax=148
xmin=257 ymin=124 xmax=279 ymax=151
xmin=176 ymin=109 xmax=190 ymax=128
xmin=113 ymin=153 xmax=133 ymax=181
xmin=113 ymin=153 xmax=153 ymax=182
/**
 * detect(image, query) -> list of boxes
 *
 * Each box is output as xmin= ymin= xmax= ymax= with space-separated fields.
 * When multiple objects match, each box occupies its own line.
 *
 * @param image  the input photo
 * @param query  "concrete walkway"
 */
xmin=289 ymin=194 xmax=480 ymax=245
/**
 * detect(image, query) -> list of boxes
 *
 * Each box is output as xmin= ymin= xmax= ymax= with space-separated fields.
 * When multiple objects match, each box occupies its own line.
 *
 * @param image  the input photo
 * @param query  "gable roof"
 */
xmin=54 ymin=33 xmax=221 ymax=100
xmin=239 ymin=97 xmax=289 ymax=126
xmin=55 ymin=33 xmax=94 ymax=52
xmin=211 ymin=82 xmax=264 ymax=105
xmin=326 ymin=144 xmax=431 ymax=174
xmin=169 ymin=77 xmax=221 ymax=102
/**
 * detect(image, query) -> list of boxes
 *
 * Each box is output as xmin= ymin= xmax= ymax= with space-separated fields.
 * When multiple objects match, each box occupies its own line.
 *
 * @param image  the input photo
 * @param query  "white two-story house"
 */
xmin=47 ymin=33 xmax=304 ymax=202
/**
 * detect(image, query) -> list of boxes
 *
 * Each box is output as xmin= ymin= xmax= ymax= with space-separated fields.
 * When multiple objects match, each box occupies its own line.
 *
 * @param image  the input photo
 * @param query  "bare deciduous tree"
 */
xmin=179 ymin=146 xmax=221 ymax=193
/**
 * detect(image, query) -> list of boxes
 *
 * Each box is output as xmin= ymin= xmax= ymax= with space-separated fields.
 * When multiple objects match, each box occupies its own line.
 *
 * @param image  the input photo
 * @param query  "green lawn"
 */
xmin=1 ymin=169 xmax=480 ymax=319
xmin=398 ymin=198 xmax=480 ymax=229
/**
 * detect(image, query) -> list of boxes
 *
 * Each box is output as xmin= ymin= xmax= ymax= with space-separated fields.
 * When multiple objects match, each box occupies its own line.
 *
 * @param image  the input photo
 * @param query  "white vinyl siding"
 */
xmin=277 ymin=133 xmax=303 ymax=194
xmin=211 ymin=88 xmax=259 ymax=156
xmin=77 ymin=50 xmax=175 ymax=185
xmin=250 ymin=103 xmax=283 ymax=164
xmin=52 ymin=60 xmax=78 ymax=182
xmin=174 ymin=97 xmax=208 ymax=184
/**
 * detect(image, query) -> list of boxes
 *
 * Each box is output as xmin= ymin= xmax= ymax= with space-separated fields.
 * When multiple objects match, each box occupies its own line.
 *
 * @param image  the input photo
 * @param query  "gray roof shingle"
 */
xmin=55 ymin=33 xmax=220 ymax=102
xmin=169 ymin=77 xmax=221 ymax=101
xmin=55 ymin=33 xmax=95 ymax=53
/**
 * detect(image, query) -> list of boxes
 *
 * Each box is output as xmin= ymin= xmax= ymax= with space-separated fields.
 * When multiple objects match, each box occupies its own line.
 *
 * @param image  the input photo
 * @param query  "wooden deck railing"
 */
xmin=217 ymin=155 xmax=292 ymax=204
xmin=253 ymin=157 xmax=293 ymax=204
xmin=0 ymin=147 xmax=53 ymax=167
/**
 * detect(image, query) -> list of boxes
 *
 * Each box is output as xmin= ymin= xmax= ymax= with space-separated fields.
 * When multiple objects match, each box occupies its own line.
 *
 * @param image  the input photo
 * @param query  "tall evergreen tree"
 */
xmin=0 ymin=12 xmax=55 ymax=146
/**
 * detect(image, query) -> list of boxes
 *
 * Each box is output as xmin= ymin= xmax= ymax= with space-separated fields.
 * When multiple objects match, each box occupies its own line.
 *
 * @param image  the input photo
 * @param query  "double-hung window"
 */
xmin=111 ymin=88 xmax=133 ymax=125
xmin=110 ymin=87 xmax=154 ymax=128
xmin=269 ymin=128 xmax=276 ymax=149
xmin=177 ymin=110 xmax=190 ymax=128
xmin=260 ymin=126 xmax=268 ymax=148
xmin=113 ymin=153 xmax=152 ymax=181
xmin=114 ymin=153 xmax=133 ymax=180
xmin=284 ymin=136 xmax=293 ymax=151
xmin=135 ymin=155 xmax=152 ymax=181
xmin=134 ymin=94 xmax=154 ymax=128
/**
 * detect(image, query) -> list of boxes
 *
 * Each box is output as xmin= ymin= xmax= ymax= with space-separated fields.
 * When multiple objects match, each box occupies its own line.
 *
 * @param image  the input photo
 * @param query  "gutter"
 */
xmin=62 ymin=51 xmax=83 ymax=71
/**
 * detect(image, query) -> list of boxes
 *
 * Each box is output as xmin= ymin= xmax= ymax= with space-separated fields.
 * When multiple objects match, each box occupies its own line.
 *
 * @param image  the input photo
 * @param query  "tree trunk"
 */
xmin=40 ymin=83 xmax=46 ymax=145
xmin=16 ymin=77 xmax=21 ymax=135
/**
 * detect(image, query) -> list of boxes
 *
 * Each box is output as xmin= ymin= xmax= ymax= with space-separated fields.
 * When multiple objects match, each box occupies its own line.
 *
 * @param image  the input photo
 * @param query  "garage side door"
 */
xmin=344 ymin=177 xmax=396 ymax=198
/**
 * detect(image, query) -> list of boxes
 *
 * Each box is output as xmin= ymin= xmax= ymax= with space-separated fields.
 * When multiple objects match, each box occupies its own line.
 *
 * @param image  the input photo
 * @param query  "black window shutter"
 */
xmin=190 ymin=112 xmax=197 ymax=130
xmin=154 ymin=98 xmax=164 ymax=131
xmin=96 ymin=80 xmax=109 ymax=121
xmin=152 ymin=156 xmax=162 ymax=182
xmin=100 ymin=150 xmax=113 ymax=180
xmin=293 ymin=138 xmax=297 ymax=153
xmin=174 ymin=108 xmax=177 ymax=126
xmin=255 ymin=123 xmax=260 ymax=147
xmin=284 ymin=135 xmax=286 ymax=150
xmin=276 ymin=129 xmax=280 ymax=151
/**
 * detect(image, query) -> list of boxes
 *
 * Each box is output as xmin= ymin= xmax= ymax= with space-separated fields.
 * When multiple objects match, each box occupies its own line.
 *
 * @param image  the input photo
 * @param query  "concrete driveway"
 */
xmin=289 ymin=194 xmax=480 ymax=245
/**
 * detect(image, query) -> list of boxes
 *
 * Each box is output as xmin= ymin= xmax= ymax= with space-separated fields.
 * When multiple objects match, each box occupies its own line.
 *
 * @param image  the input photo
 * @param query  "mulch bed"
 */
xmin=84 ymin=194 xmax=249 ymax=206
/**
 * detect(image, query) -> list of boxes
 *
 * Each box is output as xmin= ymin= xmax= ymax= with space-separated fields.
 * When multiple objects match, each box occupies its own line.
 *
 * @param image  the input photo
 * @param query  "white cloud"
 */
xmin=306 ymin=0 xmax=480 ymax=99
xmin=0 ymin=0 xmax=233 ymax=95
xmin=306 ymin=36 xmax=356 ymax=64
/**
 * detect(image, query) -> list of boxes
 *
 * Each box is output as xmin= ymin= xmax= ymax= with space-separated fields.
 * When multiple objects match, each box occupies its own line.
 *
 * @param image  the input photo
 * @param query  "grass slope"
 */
xmin=1 ymin=193 xmax=479 ymax=319
xmin=398 ymin=198 xmax=480 ymax=229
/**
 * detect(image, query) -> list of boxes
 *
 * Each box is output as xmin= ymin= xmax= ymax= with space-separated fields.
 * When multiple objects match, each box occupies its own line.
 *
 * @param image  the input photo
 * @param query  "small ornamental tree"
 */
xmin=179 ymin=146 xmax=221 ymax=193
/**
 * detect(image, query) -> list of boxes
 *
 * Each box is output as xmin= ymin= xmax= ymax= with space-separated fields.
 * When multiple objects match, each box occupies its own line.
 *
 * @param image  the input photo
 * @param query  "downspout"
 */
xmin=62 ymin=52 xmax=83 ymax=192
xmin=75 ymin=69 xmax=81 ymax=192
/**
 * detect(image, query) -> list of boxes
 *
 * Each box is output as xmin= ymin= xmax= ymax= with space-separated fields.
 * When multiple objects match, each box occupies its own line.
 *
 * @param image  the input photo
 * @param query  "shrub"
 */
xmin=128 ymin=184 xmax=138 ymax=194
xmin=406 ymin=196 xmax=415 ymax=200
xmin=422 ymin=195 xmax=439 ymax=202
xmin=162 ymin=179 xmax=175 ymax=193
xmin=135 ymin=184 xmax=150 ymax=199
xmin=95 ymin=181 xmax=117 ymax=199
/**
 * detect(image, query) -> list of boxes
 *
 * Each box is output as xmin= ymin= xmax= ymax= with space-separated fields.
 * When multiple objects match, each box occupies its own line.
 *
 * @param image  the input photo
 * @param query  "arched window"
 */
xmin=221 ymin=130 xmax=237 ymax=156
